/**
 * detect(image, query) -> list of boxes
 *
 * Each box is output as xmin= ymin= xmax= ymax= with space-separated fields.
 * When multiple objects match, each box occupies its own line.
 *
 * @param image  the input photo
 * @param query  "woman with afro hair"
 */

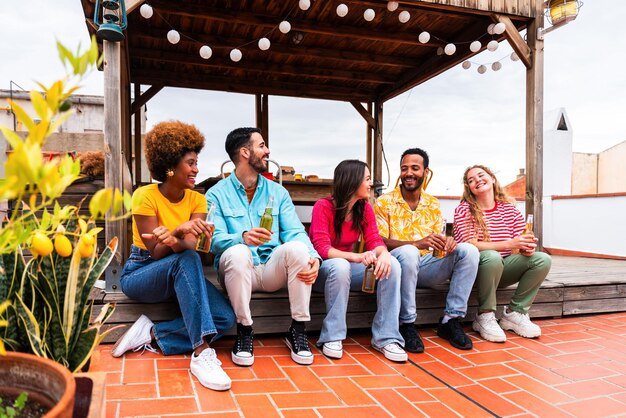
xmin=111 ymin=121 xmax=236 ymax=391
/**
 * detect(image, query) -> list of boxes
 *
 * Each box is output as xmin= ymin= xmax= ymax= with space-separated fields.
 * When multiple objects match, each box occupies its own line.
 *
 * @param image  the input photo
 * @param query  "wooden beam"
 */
xmin=129 ymin=47 xmax=397 ymax=85
xmin=133 ymin=83 xmax=142 ymax=184
xmin=525 ymin=0 xmax=545 ymax=248
xmin=125 ymin=0 xmax=144 ymax=14
xmin=255 ymin=94 xmax=269 ymax=147
xmin=366 ymin=102 xmax=373 ymax=170
xmin=132 ymin=69 xmax=374 ymax=102
xmin=131 ymin=83 xmax=163 ymax=115
xmin=373 ymin=101 xmax=383 ymax=195
xmin=495 ymin=14 xmax=532 ymax=69
xmin=350 ymin=101 xmax=376 ymax=129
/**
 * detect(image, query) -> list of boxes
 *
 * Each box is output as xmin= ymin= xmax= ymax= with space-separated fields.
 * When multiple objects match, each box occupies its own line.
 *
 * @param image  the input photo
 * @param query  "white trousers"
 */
xmin=218 ymin=242 xmax=312 ymax=326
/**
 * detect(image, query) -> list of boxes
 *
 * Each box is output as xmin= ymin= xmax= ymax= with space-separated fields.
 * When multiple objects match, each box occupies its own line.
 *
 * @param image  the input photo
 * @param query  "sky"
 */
xmin=1 ymin=1 xmax=625 ymax=195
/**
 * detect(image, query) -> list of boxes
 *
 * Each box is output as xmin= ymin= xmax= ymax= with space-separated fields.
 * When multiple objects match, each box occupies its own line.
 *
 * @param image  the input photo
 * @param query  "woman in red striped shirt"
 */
xmin=453 ymin=165 xmax=551 ymax=343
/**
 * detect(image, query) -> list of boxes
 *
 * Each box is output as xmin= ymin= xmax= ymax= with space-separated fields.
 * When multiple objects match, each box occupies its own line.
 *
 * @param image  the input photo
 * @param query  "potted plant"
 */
xmin=0 ymin=38 xmax=130 ymax=417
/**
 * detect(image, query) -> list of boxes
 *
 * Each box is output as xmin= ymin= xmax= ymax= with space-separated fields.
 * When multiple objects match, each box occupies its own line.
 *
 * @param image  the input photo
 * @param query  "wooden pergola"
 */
xmin=80 ymin=0 xmax=545 ymax=291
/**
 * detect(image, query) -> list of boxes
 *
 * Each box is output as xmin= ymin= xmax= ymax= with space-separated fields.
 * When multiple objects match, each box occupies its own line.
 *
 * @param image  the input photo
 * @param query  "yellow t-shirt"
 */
xmin=374 ymin=186 xmax=444 ymax=256
xmin=131 ymin=184 xmax=208 ymax=250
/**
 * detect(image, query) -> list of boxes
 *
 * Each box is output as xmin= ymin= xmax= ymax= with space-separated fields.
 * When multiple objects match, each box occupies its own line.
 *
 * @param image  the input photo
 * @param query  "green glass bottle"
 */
xmin=259 ymin=196 xmax=274 ymax=242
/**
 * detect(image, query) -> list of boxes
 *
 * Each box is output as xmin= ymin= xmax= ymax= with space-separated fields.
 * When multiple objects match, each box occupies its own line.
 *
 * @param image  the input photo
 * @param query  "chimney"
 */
xmin=517 ymin=168 xmax=525 ymax=180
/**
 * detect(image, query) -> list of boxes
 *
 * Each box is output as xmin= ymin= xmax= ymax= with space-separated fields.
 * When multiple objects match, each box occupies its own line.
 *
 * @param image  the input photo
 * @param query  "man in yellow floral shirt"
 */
xmin=374 ymin=148 xmax=479 ymax=352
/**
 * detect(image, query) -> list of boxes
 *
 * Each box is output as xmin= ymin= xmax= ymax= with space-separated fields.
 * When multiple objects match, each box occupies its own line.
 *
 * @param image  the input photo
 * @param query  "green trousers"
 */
xmin=476 ymin=250 xmax=552 ymax=314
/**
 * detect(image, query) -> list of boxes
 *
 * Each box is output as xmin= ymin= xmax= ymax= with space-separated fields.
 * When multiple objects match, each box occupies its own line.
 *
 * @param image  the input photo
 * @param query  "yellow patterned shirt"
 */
xmin=374 ymin=186 xmax=444 ymax=255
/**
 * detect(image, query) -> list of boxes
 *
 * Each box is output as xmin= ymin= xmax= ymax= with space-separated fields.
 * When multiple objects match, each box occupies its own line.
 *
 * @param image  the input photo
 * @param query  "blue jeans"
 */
xmin=313 ymin=257 xmax=403 ymax=349
xmin=393 ymin=243 xmax=479 ymax=318
xmin=121 ymin=245 xmax=236 ymax=355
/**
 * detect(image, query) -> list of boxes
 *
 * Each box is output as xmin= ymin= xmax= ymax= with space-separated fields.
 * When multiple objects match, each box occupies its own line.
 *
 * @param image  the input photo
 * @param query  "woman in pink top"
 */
xmin=453 ymin=165 xmax=551 ymax=343
xmin=309 ymin=160 xmax=406 ymax=363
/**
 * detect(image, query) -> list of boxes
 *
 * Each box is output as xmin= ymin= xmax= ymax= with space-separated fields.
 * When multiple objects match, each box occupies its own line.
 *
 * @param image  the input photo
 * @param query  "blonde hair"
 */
xmin=461 ymin=165 xmax=515 ymax=241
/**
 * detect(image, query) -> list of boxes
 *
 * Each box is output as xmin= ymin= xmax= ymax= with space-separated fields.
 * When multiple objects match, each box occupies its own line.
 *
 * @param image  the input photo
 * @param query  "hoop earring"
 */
xmin=166 ymin=169 xmax=174 ymax=178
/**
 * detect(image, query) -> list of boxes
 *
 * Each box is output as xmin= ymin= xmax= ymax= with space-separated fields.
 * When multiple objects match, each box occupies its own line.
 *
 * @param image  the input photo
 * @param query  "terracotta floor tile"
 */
xmin=415 ymin=401 xmax=462 ymax=418
xmin=543 ymin=323 xmax=587 ymax=333
xmin=123 ymin=358 xmax=156 ymax=384
xmin=463 ymin=349 xmax=522 ymax=365
xmin=105 ymin=372 xmax=122 ymax=385
xmin=553 ymin=364 xmax=616 ymax=381
xmin=471 ymin=339 xmax=516 ymax=352
xmin=196 ymin=383 xmax=238 ymax=412
xmin=368 ymin=388 xmax=426 ymax=417
xmin=427 ymin=387 xmax=493 ymax=418
xmin=610 ymin=391 xmax=626 ymax=405
xmin=236 ymin=394 xmax=282 ymax=418
xmin=317 ymin=406 xmax=392 ymax=418
xmin=107 ymin=383 xmax=157 ymax=400
xmin=394 ymin=387 xmax=436 ymax=403
xmin=227 ymin=367 xmax=256 ymax=380
xmin=549 ymin=340 xmax=604 ymax=354
xmin=419 ymin=361 xmax=474 ymax=386
xmin=343 ymin=344 xmax=371 ymax=354
xmin=158 ymin=369 xmax=194 ymax=397
xmin=552 ymin=351 xmax=604 ymax=365
xmin=606 ymin=374 xmax=626 ymax=389
xmin=391 ymin=364 xmax=446 ymax=389
xmin=118 ymin=397 xmax=198 ymax=416
xmin=351 ymin=374 xmax=415 ymax=389
xmin=274 ymin=354 xmax=331 ymax=367
xmin=283 ymin=366 xmax=327 ymax=391
xmin=507 ymin=335 xmax=564 ymax=356
xmin=425 ymin=346 xmax=474 ymax=368
xmin=548 ymin=331 xmax=601 ymax=342
xmin=505 ymin=374 xmax=572 ymax=404
xmin=506 ymin=360 xmax=570 ymax=385
xmin=167 ymin=414 xmax=240 ymax=418
xmin=559 ymin=397 xmax=626 ymax=418
xmin=271 ymin=391 xmax=343 ymax=408
xmin=479 ymin=378 xmax=521 ymax=394
xmin=251 ymin=357 xmax=286 ymax=379
xmin=350 ymin=353 xmax=399 ymax=375
xmin=524 ymin=354 xmax=568 ymax=369
xmin=257 ymin=336 xmax=289 ymax=346
xmin=556 ymin=379 xmax=624 ymax=398
xmin=232 ymin=378 xmax=296 ymax=394
xmin=156 ymin=357 xmax=192 ymax=369
xmin=504 ymin=392 xmax=573 ymax=418
xmin=324 ymin=377 xmax=374 ymax=405
xmin=89 ymin=349 xmax=123 ymax=372
xmin=106 ymin=400 xmax=118 ymax=418
xmin=458 ymin=384 xmax=525 ymax=417
xmin=280 ymin=409 xmax=320 ymax=418
xmin=312 ymin=364 xmax=371 ymax=378
xmin=459 ymin=363 xmax=518 ymax=380
xmin=254 ymin=345 xmax=294 ymax=356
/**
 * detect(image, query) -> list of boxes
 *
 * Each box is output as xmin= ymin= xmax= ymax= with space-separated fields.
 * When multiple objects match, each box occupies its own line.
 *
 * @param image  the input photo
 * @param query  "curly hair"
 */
xmin=77 ymin=151 xmax=104 ymax=177
xmin=144 ymin=121 xmax=205 ymax=182
xmin=461 ymin=165 xmax=515 ymax=241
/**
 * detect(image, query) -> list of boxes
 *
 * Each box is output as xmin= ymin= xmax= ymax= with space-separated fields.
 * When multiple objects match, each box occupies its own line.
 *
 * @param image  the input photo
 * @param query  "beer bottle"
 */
xmin=433 ymin=219 xmax=447 ymax=258
xmin=196 ymin=202 xmax=215 ymax=253
xmin=523 ymin=214 xmax=534 ymax=234
xmin=362 ymin=264 xmax=376 ymax=294
xmin=259 ymin=196 xmax=274 ymax=242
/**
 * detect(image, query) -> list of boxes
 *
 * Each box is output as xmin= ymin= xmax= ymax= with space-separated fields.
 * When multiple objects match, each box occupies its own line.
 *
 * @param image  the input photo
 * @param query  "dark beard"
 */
xmin=249 ymin=154 xmax=268 ymax=173
xmin=401 ymin=175 xmax=424 ymax=192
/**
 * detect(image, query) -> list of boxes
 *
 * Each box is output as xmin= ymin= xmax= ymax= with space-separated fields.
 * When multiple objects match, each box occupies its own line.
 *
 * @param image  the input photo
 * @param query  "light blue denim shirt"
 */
xmin=206 ymin=170 xmax=320 ymax=269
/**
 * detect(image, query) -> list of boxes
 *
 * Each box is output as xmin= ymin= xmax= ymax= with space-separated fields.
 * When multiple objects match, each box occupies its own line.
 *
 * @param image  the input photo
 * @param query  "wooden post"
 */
xmin=133 ymin=82 xmax=141 ymax=183
xmin=255 ymin=93 xmax=269 ymax=146
xmin=526 ymin=0 xmax=545 ymax=247
xmin=103 ymin=40 xmax=125 ymax=292
xmin=373 ymin=101 xmax=383 ymax=196
xmin=366 ymin=102 xmax=373 ymax=170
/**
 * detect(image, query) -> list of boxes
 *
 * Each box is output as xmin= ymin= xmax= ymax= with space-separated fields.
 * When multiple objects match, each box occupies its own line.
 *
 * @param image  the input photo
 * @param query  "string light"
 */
xmin=469 ymin=40 xmax=481 ymax=52
xmin=336 ymin=3 xmax=348 ymax=17
xmin=461 ymin=52 xmax=519 ymax=74
xmin=199 ymin=45 xmax=212 ymax=59
xmin=387 ymin=1 xmax=399 ymax=12
xmin=363 ymin=8 xmax=375 ymax=21
xmin=258 ymin=37 xmax=271 ymax=51
xmin=477 ymin=65 xmax=487 ymax=74
xmin=279 ymin=20 xmax=291 ymax=34
xmin=139 ymin=3 xmax=153 ymax=19
xmin=418 ymin=31 xmax=430 ymax=44
xmin=167 ymin=29 xmax=180 ymax=44
xmin=398 ymin=10 xmax=410 ymax=23
xmin=493 ymin=22 xmax=506 ymax=34
xmin=230 ymin=48 xmax=242 ymax=62
xmin=444 ymin=43 xmax=456 ymax=55
xmin=487 ymin=40 xmax=499 ymax=51
xmin=298 ymin=0 xmax=310 ymax=11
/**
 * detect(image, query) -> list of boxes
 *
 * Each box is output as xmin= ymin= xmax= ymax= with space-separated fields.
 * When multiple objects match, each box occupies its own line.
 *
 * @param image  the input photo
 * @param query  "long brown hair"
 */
xmin=461 ymin=165 xmax=515 ymax=241
xmin=331 ymin=160 xmax=368 ymax=240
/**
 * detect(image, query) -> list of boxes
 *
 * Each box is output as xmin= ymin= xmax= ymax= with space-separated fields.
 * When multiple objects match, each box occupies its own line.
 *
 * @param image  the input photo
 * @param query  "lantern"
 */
xmin=94 ymin=0 xmax=127 ymax=42
xmin=547 ymin=0 xmax=582 ymax=26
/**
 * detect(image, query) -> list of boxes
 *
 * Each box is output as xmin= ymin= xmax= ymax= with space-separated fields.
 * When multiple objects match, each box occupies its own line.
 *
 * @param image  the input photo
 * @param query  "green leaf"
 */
xmin=30 ymin=91 xmax=48 ymax=122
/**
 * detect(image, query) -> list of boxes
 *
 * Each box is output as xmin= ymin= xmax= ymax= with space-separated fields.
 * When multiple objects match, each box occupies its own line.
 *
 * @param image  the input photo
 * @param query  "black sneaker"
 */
xmin=399 ymin=323 xmax=424 ymax=353
xmin=284 ymin=323 xmax=314 ymax=365
xmin=437 ymin=317 xmax=473 ymax=350
xmin=232 ymin=324 xmax=254 ymax=366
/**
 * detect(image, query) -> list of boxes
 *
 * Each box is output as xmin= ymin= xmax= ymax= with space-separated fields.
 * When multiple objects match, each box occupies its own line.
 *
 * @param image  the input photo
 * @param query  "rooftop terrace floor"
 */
xmin=92 ymin=311 xmax=626 ymax=418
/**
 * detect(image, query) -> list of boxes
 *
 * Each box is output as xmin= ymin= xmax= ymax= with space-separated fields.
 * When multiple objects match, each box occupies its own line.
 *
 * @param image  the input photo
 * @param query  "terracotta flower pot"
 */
xmin=0 ymin=352 xmax=75 ymax=418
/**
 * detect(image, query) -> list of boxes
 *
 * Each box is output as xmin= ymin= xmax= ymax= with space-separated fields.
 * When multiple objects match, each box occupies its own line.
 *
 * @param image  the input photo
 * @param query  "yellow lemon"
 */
xmin=77 ymin=237 xmax=94 ymax=258
xmin=31 ymin=232 xmax=53 ymax=257
xmin=54 ymin=235 xmax=73 ymax=257
xmin=80 ymin=233 xmax=95 ymax=246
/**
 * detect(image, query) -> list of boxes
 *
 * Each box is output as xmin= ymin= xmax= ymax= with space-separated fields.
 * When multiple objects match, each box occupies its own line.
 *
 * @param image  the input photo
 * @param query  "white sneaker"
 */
xmin=190 ymin=348 xmax=232 ymax=391
xmin=322 ymin=341 xmax=343 ymax=359
xmin=473 ymin=312 xmax=506 ymax=343
xmin=112 ymin=315 xmax=156 ymax=357
xmin=375 ymin=343 xmax=408 ymax=363
xmin=499 ymin=307 xmax=541 ymax=338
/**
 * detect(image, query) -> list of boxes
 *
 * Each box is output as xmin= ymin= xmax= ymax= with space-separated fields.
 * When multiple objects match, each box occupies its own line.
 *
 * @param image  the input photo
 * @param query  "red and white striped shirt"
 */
xmin=453 ymin=200 xmax=525 ymax=257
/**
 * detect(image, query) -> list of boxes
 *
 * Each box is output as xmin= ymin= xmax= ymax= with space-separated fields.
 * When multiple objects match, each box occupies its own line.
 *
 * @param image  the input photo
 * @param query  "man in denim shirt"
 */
xmin=206 ymin=127 xmax=321 ymax=367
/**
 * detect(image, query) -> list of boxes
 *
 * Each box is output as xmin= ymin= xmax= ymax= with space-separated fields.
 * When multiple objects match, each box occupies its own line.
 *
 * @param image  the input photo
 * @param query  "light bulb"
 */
xmin=279 ymin=21 xmax=291 ymax=34
xmin=470 ymin=40 xmax=481 ymax=53
xmin=258 ymin=37 xmax=271 ymax=51
xmin=487 ymin=40 xmax=499 ymax=51
xmin=444 ymin=43 xmax=456 ymax=55
xmin=511 ymin=52 xmax=520 ymax=61
xmin=477 ymin=65 xmax=487 ymax=74
xmin=364 ymin=8 xmax=375 ymax=21
xmin=493 ymin=22 xmax=506 ymax=34
xmin=418 ymin=31 xmax=430 ymax=44
xmin=336 ymin=3 xmax=348 ymax=17
xmin=462 ymin=61 xmax=471 ymax=69
xmin=139 ymin=4 xmax=153 ymax=19
xmin=230 ymin=48 xmax=242 ymax=62
xmin=167 ymin=30 xmax=180 ymax=44
xmin=199 ymin=45 xmax=212 ymax=59
xmin=436 ymin=47 xmax=444 ymax=56
xmin=299 ymin=0 xmax=310 ymax=11
xmin=492 ymin=61 xmax=502 ymax=71
xmin=387 ymin=1 xmax=399 ymax=12
xmin=398 ymin=11 xmax=410 ymax=23
xmin=487 ymin=23 xmax=495 ymax=35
